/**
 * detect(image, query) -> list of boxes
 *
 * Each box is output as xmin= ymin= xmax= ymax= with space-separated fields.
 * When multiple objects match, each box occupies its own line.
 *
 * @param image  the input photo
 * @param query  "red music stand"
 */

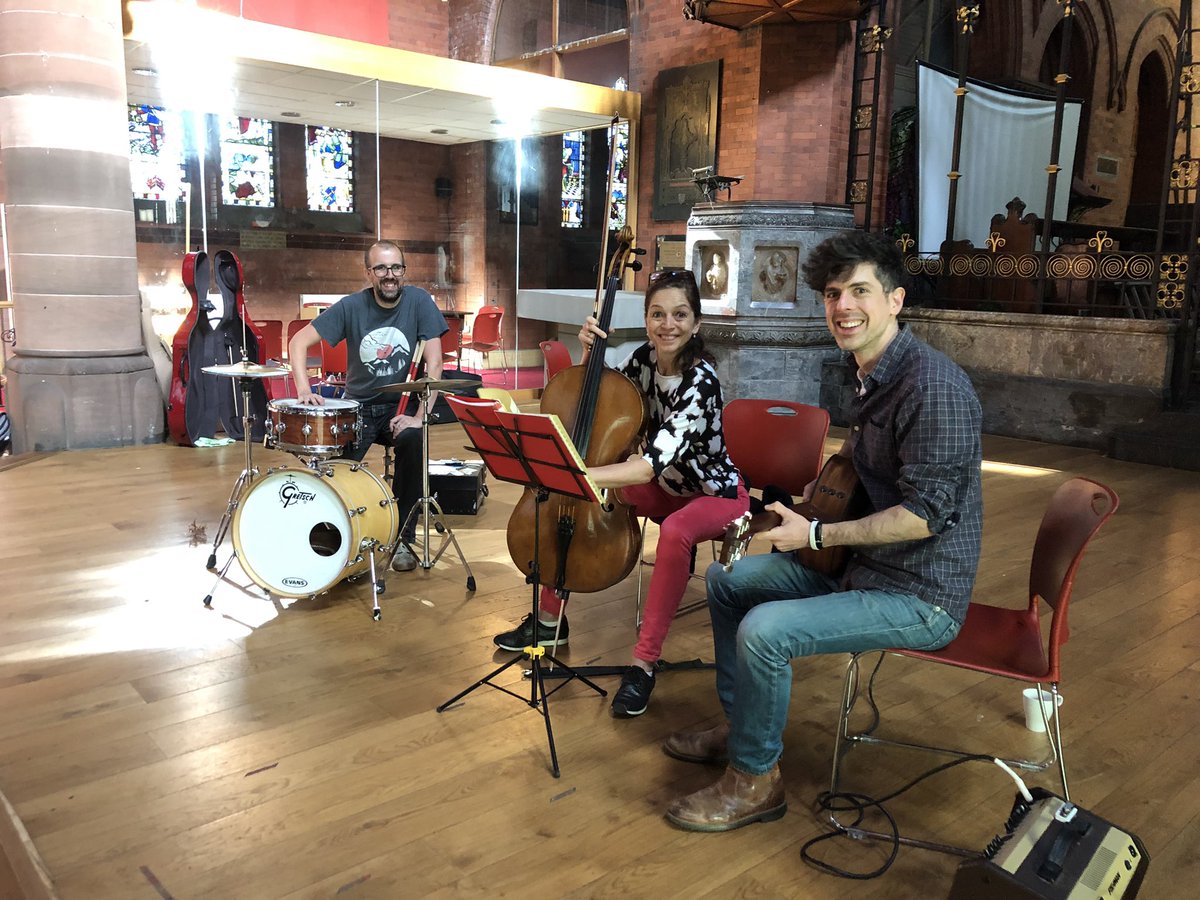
xmin=436 ymin=396 xmax=606 ymax=777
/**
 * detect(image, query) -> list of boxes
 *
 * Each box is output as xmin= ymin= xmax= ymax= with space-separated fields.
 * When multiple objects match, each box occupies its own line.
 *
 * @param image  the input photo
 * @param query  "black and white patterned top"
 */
xmin=843 ymin=325 xmax=984 ymax=625
xmin=617 ymin=342 xmax=741 ymax=499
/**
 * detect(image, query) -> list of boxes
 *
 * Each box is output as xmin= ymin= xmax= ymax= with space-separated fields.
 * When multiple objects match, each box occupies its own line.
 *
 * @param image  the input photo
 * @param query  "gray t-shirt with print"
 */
xmin=311 ymin=285 xmax=448 ymax=404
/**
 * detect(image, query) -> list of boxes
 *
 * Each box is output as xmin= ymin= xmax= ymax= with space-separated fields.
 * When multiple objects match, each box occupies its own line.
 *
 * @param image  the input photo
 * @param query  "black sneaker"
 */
xmin=611 ymin=665 xmax=655 ymax=718
xmin=493 ymin=614 xmax=569 ymax=651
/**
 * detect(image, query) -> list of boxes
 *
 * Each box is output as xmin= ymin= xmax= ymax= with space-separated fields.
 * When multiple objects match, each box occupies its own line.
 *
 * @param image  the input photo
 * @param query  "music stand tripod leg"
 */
xmin=437 ymin=489 xmax=603 ymax=777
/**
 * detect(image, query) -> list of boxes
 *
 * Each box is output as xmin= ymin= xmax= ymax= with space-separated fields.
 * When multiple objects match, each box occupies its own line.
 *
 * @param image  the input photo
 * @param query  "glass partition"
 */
xmin=125 ymin=34 xmax=635 ymax=392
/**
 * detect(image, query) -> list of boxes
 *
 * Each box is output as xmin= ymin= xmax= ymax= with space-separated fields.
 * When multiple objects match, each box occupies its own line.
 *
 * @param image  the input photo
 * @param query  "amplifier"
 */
xmin=948 ymin=788 xmax=1149 ymax=900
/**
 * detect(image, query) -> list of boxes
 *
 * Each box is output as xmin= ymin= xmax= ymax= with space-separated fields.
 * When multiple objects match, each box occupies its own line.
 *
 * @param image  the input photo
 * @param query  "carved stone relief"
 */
xmin=752 ymin=246 xmax=798 ymax=302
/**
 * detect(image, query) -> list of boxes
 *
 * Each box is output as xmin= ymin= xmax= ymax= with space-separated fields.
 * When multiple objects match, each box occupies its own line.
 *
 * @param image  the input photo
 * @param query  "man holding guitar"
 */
xmin=663 ymin=231 xmax=983 ymax=833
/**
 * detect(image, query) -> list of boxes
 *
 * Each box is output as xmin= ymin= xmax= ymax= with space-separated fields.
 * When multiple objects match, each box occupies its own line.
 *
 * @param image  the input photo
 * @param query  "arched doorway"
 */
xmin=1126 ymin=52 xmax=1172 ymax=229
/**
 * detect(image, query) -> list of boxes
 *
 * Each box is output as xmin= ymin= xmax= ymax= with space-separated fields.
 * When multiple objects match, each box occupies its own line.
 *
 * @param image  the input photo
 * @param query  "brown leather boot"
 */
xmin=662 ymin=721 xmax=730 ymax=764
xmin=665 ymin=764 xmax=786 ymax=832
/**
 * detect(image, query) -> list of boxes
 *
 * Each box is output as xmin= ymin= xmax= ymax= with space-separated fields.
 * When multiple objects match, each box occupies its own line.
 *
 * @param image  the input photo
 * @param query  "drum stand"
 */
xmin=201 ymin=365 xmax=282 ymax=609
xmin=205 ymin=372 xmax=259 ymax=574
xmin=398 ymin=384 xmax=476 ymax=592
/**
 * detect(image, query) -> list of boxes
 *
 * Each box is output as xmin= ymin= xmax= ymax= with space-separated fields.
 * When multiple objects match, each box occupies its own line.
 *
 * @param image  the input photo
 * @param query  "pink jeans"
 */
xmin=538 ymin=479 xmax=749 ymax=662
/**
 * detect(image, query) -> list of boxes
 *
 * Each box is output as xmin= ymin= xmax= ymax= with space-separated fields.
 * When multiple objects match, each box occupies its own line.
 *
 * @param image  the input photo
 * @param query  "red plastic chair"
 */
xmin=635 ymin=399 xmax=830 ymax=627
xmin=442 ymin=314 xmax=465 ymax=368
xmin=461 ymin=305 xmax=505 ymax=375
xmin=319 ymin=338 xmax=348 ymax=396
xmin=285 ymin=318 xmax=308 ymax=350
xmin=723 ymin=399 xmax=831 ymax=500
xmin=256 ymin=319 xmax=284 ymax=363
xmin=539 ymin=339 xmax=573 ymax=382
xmin=828 ymin=477 xmax=1119 ymax=851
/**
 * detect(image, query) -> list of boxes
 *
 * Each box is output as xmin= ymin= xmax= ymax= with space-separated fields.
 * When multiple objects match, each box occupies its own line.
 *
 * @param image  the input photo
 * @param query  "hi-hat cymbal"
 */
xmin=202 ymin=361 xmax=292 ymax=379
xmin=378 ymin=377 xmax=470 ymax=395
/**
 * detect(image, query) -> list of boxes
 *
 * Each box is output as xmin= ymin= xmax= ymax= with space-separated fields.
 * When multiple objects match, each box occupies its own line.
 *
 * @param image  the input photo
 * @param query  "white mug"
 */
xmin=1022 ymin=688 xmax=1064 ymax=733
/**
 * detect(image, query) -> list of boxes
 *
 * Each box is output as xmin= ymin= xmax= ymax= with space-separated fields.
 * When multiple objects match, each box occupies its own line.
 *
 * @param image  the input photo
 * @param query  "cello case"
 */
xmin=167 ymin=251 xmax=207 ymax=446
xmin=171 ymin=250 xmax=269 ymax=445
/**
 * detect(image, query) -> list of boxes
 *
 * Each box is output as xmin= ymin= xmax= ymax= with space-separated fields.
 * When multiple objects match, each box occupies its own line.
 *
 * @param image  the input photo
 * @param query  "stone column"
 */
xmin=0 ymin=0 xmax=162 ymax=452
xmin=686 ymin=201 xmax=855 ymax=406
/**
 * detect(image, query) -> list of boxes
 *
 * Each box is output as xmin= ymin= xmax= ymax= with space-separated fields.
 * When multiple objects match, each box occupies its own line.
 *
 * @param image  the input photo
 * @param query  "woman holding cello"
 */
xmin=494 ymin=268 xmax=748 ymax=718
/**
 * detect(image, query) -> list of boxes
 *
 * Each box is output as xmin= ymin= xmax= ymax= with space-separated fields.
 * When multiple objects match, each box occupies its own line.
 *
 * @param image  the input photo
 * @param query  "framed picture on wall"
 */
xmin=653 ymin=60 xmax=720 ymax=222
xmin=496 ymin=137 xmax=540 ymax=225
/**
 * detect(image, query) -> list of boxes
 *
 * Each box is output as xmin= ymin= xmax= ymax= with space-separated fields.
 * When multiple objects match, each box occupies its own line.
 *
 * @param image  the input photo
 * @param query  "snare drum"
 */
xmin=266 ymin=397 xmax=360 ymax=456
xmin=232 ymin=461 xmax=398 ymax=597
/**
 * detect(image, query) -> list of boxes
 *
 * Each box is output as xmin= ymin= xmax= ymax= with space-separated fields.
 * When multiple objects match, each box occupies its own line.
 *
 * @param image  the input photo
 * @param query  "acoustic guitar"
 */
xmin=719 ymin=454 xmax=866 ymax=577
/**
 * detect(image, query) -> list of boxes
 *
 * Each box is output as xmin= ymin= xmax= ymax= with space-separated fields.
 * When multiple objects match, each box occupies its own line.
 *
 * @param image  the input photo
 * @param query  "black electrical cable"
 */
xmin=800 ymin=752 xmax=997 ymax=879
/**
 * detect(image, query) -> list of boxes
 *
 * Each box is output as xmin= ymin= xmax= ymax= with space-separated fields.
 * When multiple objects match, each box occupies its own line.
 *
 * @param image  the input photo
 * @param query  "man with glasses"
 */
xmin=289 ymin=239 xmax=447 ymax=572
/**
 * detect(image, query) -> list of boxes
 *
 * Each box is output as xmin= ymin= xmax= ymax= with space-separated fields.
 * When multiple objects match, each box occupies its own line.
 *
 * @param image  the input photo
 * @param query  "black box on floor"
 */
xmin=429 ymin=459 xmax=488 ymax=515
xmin=426 ymin=369 xmax=482 ymax=424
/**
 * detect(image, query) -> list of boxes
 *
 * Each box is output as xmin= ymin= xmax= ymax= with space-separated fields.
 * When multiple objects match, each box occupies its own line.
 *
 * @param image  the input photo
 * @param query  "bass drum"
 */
xmin=233 ymin=461 xmax=398 ymax=598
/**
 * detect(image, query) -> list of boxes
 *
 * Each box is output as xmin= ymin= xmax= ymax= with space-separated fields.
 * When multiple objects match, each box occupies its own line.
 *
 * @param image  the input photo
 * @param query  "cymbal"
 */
xmin=202 ymin=361 xmax=292 ymax=379
xmin=378 ymin=377 xmax=471 ymax=395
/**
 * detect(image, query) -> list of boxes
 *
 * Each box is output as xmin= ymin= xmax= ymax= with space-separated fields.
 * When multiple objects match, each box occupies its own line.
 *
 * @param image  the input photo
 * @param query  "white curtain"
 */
xmin=917 ymin=62 xmax=1081 ymax=254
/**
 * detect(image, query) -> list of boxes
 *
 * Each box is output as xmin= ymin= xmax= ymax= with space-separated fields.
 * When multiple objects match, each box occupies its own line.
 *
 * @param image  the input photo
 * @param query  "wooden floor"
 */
xmin=0 ymin=423 xmax=1198 ymax=899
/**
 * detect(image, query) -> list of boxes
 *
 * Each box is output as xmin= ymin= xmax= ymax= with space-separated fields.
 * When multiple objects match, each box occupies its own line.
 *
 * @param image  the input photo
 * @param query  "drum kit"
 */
xmin=200 ymin=360 xmax=475 ymax=620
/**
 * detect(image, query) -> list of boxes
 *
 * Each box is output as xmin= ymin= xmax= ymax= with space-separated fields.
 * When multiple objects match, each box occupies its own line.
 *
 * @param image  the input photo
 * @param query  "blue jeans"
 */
xmin=705 ymin=553 xmax=960 ymax=775
xmin=343 ymin=402 xmax=422 ymax=540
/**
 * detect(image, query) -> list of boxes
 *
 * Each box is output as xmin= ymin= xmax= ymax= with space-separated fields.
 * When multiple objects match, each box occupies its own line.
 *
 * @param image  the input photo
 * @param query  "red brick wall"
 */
xmin=627 ymin=6 xmax=858 ymax=288
xmin=755 ymin=23 xmax=857 ymax=204
xmin=386 ymin=0 xmax=451 ymax=55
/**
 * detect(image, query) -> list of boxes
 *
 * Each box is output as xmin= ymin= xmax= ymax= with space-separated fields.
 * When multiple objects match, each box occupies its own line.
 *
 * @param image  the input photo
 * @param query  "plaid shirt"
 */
xmin=843 ymin=326 xmax=983 ymax=625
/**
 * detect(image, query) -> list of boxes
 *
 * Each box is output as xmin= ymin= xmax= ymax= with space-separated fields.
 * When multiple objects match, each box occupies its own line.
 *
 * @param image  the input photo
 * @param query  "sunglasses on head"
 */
xmin=647 ymin=268 xmax=697 ymax=288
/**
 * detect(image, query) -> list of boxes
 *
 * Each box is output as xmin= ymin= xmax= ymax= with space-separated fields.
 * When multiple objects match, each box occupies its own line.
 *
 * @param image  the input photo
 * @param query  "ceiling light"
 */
xmin=132 ymin=67 xmax=157 ymax=77
xmin=280 ymin=111 xmax=301 ymax=118
xmin=490 ymin=118 xmax=505 ymax=125
xmin=334 ymin=100 xmax=355 ymax=108
xmin=431 ymin=128 xmax=448 ymax=135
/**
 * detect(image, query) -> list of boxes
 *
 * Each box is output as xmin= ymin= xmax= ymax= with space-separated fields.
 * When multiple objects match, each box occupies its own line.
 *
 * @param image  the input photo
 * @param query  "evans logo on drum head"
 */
xmin=282 ymin=577 xmax=308 ymax=589
xmin=278 ymin=479 xmax=317 ymax=509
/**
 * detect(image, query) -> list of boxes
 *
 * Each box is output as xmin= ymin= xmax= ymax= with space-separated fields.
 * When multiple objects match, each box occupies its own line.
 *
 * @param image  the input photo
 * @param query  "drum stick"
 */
xmin=408 ymin=339 xmax=427 ymax=381
xmin=397 ymin=339 xmax=427 ymax=417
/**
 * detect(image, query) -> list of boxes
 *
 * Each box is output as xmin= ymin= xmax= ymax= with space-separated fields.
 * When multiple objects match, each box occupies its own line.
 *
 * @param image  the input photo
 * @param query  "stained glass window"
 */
xmin=128 ymin=104 xmax=187 ymax=203
xmin=306 ymin=126 xmax=355 ymax=212
xmin=561 ymin=130 xmax=585 ymax=228
xmin=608 ymin=119 xmax=630 ymax=231
xmin=220 ymin=116 xmax=275 ymax=207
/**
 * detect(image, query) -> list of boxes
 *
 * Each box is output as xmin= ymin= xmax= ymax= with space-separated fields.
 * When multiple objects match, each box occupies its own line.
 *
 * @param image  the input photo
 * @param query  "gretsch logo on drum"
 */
xmin=279 ymin=479 xmax=317 ymax=509
xmin=282 ymin=577 xmax=308 ymax=588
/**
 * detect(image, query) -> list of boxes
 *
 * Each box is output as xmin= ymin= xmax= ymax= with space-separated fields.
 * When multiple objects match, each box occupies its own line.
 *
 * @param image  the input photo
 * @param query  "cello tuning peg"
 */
xmin=632 ymin=247 xmax=647 ymax=255
xmin=628 ymin=260 xmax=643 ymax=272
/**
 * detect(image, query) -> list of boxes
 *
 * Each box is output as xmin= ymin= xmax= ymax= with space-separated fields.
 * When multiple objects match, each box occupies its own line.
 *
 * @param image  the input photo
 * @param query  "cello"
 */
xmin=505 ymin=227 xmax=647 ymax=595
